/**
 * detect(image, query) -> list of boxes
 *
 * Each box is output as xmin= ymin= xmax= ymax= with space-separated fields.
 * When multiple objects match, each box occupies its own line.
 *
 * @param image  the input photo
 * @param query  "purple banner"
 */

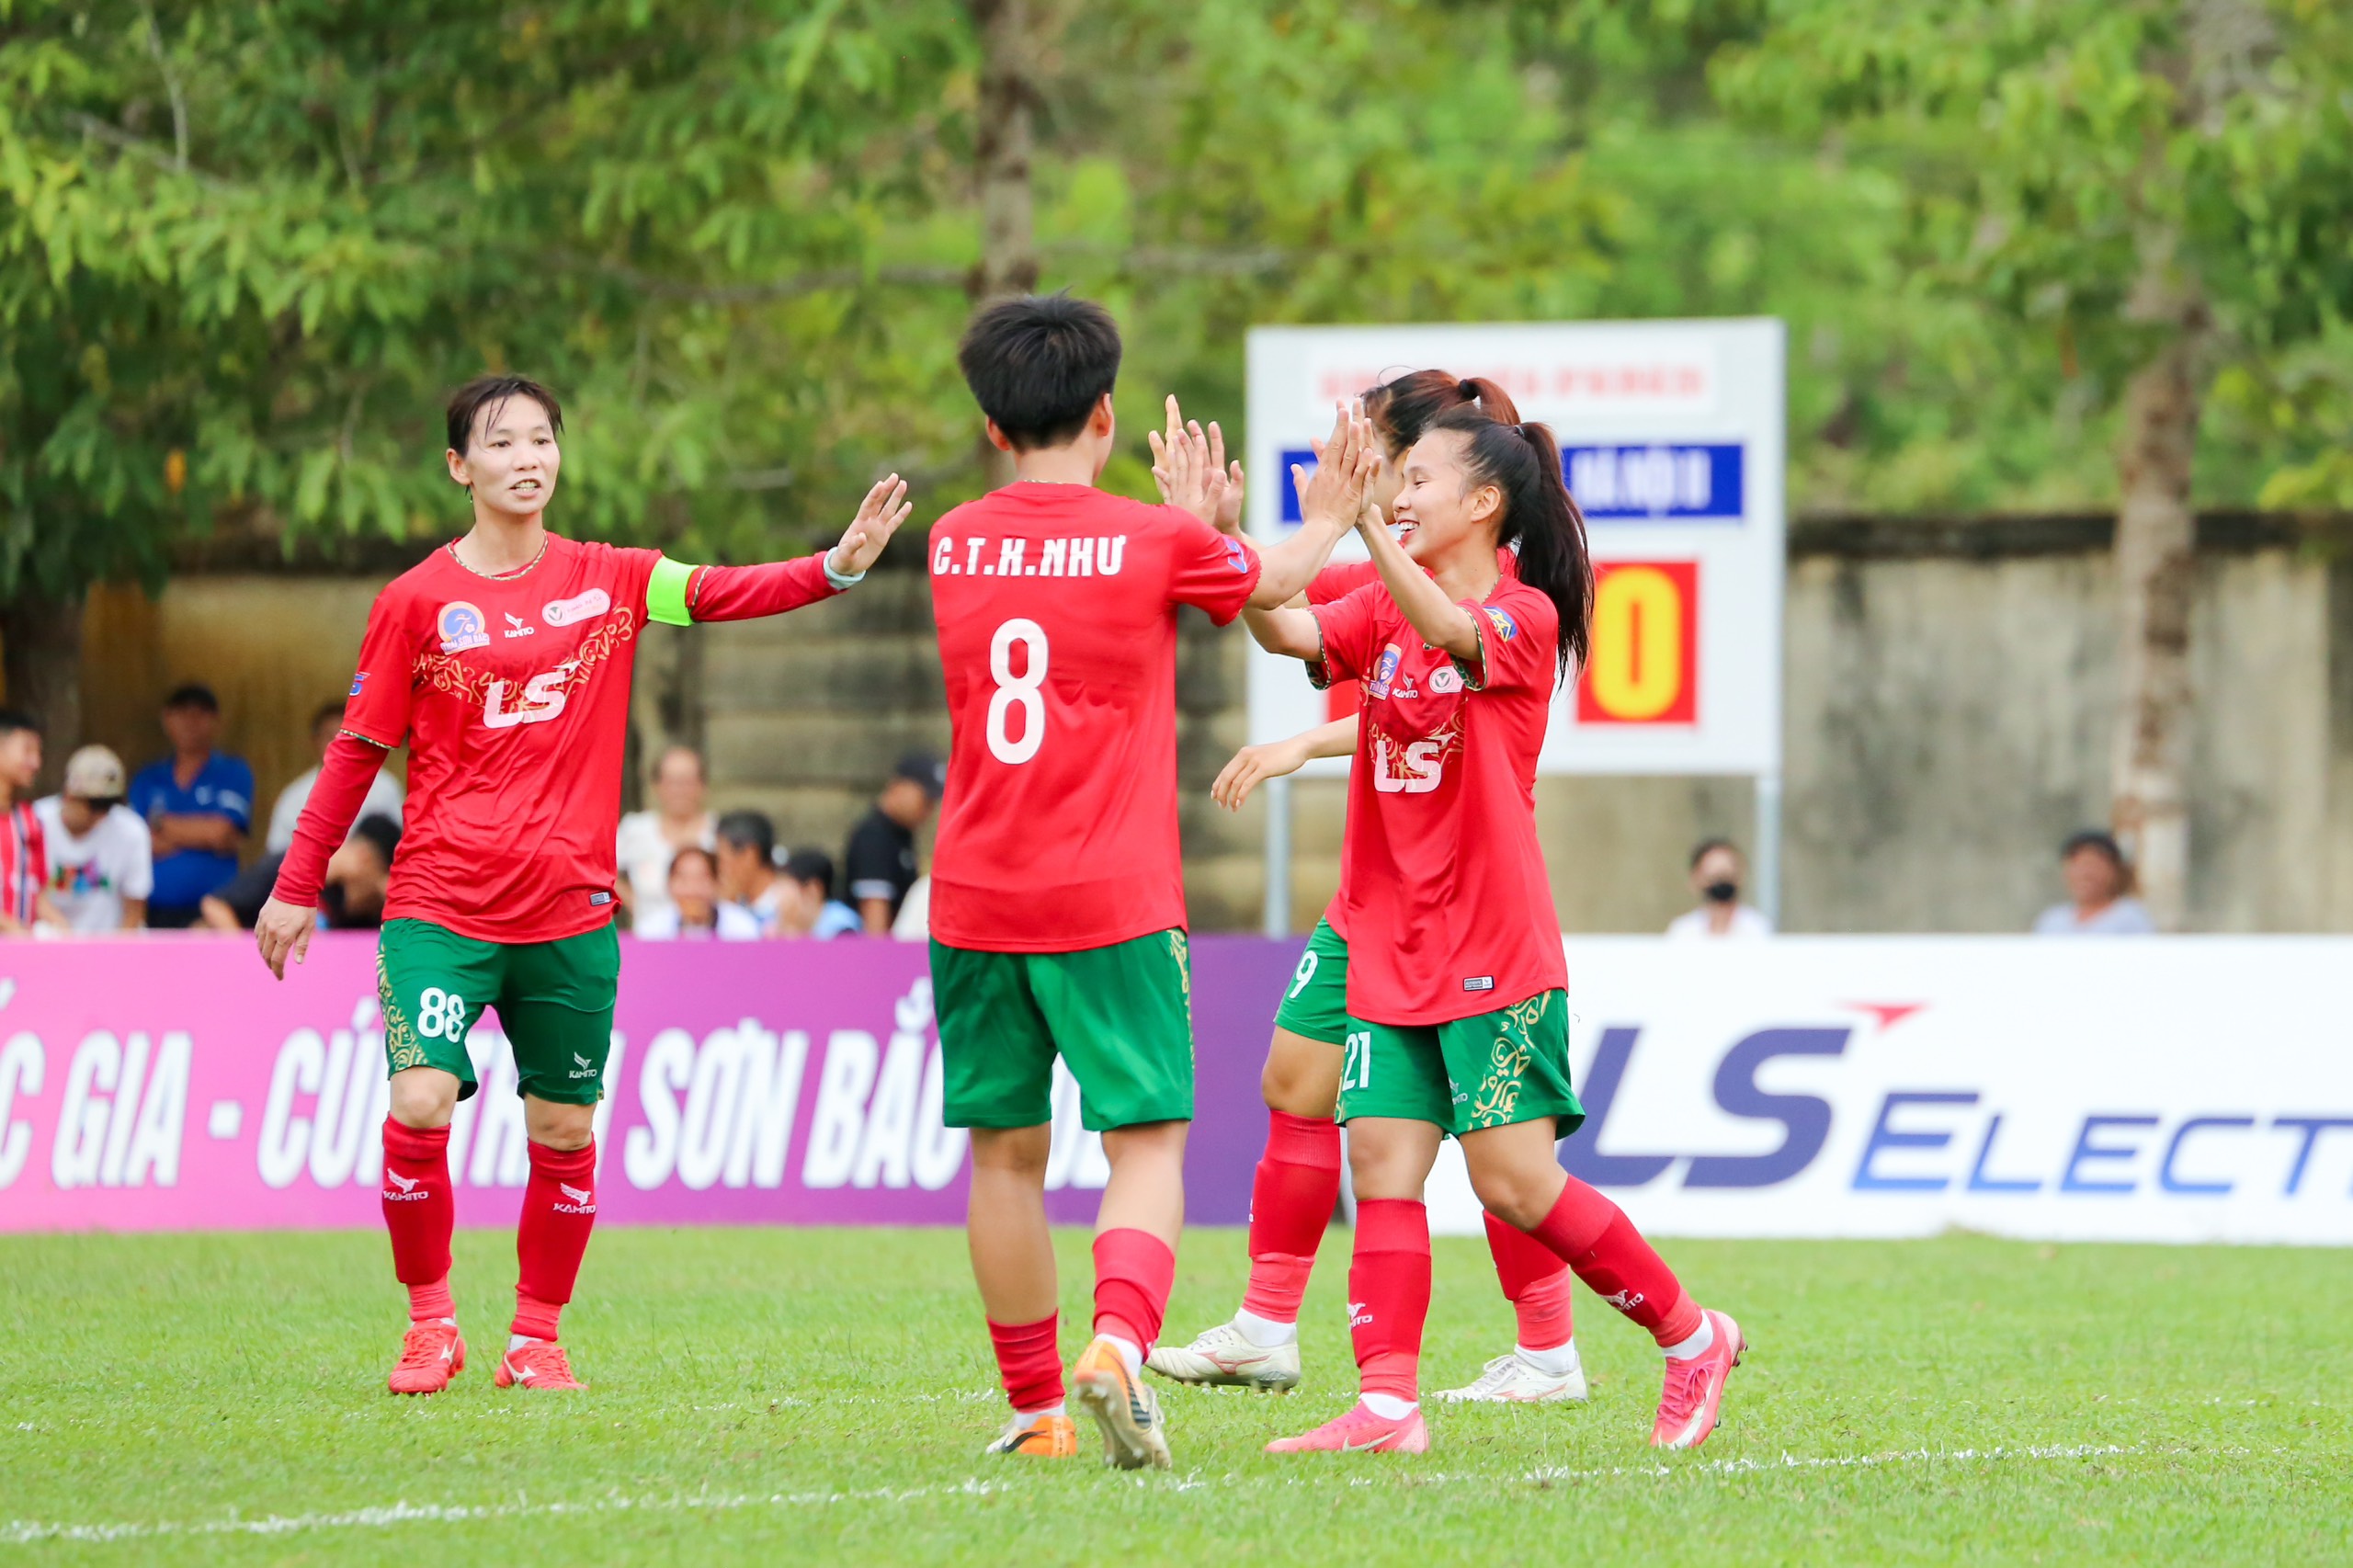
xmin=0 ymin=935 xmax=1301 ymax=1233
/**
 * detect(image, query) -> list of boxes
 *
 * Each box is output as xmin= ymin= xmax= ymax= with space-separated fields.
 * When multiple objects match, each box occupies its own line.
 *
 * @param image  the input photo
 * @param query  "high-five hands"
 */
xmin=828 ymin=475 xmax=914 ymax=579
xmin=1150 ymin=395 xmax=1244 ymax=532
xmin=1295 ymin=402 xmax=1381 ymax=533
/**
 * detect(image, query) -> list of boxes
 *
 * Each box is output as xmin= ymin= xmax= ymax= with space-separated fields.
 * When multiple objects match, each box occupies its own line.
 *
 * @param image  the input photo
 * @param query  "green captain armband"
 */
xmin=647 ymin=555 xmax=698 ymax=626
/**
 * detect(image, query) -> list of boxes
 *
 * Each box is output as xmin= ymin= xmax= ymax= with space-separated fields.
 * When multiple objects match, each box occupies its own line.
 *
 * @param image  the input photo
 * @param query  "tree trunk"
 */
xmin=2109 ymin=331 xmax=2201 ymax=930
xmin=969 ymin=0 xmax=1038 ymax=490
xmin=0 ymin=594 xmax=85 ymax=794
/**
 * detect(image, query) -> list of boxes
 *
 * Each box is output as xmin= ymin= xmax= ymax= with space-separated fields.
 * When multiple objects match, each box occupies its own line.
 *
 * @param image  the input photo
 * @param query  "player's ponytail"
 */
xmin=1360 ymin=370 xmax=1522 ymax=460
xmin=1430 ymin=405 xmax=1592 ymax=680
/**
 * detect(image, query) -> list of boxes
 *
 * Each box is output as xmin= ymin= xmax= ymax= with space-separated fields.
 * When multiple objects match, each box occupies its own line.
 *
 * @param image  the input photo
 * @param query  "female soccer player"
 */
xmin=252 ymin=374 xmax=911 ymax=1397
xmin=1151 ymin=374 xmax=1587 ymax=1406
xmin=1244 ymin=406 xmax=1745 ymax=1454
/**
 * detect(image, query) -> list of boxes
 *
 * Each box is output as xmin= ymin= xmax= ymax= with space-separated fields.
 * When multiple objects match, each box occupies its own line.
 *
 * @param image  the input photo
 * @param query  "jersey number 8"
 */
xmin=986 ymin=619 xmax=1050 ymax=765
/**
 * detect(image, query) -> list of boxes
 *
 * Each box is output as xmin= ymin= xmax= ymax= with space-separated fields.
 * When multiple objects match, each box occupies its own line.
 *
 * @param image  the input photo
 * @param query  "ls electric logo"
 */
xmin=1567 ymin=1017 xmax=2353 ymax=1203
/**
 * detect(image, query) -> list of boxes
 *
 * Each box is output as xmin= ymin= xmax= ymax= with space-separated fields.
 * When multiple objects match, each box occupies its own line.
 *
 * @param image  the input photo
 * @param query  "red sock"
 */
xmin=1242 ymin=1109 xmax=1342 ymax=1323
xmin=1523 ymin=1177 xmax=1700 ymax=1347
xmin=381 ymin=1119 xmax=455 ymax=1319
xmin=1484 ymin=1210 xmax=1574 ymax=1352
xmin=1349 ymin=1198 xmax=1431 ymax=1405
xmin=513 ymin=1140 xmax=598 ymax=1342
xmin=987 ymin=1314 xmax=1064 ymax=1414
xmin=1092 ymin=1229 xmax=1176 ymax=1352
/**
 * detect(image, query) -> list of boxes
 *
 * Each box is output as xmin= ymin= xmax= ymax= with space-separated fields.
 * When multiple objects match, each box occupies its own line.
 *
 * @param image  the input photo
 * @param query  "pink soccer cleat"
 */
xmin=494 ymin=1339 xmax=586 ymax=1392
xmin=387 ymin=1321 xmax=465 ymax=1396
xmin=1650 ymin=1308 xmax=1745 ymax=1449
xmin=1266 ymin=1401 xmax=1429 ymax=1454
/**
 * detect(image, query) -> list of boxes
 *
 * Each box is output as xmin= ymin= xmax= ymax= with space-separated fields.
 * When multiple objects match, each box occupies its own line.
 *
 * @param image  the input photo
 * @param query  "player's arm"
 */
xmin=1245 ymin=404 xmax=1381 ymax=608
xmin=1211 ymin=716 xmax=1358 ymax=812
xmin=257 ymin=733 xmax=392 ymax=978
xmin=1240 ymin=602 xmax=1323 ymax=661
xmin=648 ymin=477 xmax=913 ymax=625
xmin=1355 ymin=505 xmax=1483 ymax=665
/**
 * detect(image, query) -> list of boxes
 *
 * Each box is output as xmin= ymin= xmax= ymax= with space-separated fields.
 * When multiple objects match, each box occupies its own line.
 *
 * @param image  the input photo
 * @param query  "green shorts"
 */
xmin=1271 ymin=918 xmax=1350 ymax=1045
xmin=931 ymin=930 xmax=1195 ymax=1132
xmin=1336 ymin=989 xmax=1584 ymax=1138
xmin=377 ymin=917 xmax=621 ymax=1104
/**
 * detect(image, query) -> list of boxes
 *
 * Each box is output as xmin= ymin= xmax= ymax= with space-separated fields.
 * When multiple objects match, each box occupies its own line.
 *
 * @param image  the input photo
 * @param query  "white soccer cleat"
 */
xmin=1143 ymin=1319 xmax=1302 ymax=1392
xmin=1434 ymin=1344 xmax=1588 ymax=1404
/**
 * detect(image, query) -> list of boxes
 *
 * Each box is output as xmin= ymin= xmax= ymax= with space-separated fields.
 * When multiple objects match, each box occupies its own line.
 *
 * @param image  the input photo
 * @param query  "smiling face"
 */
xmin=446 ymin=393 xmax=560 ymax=518
xmin=1389 ymin=428 xmax=1502 ymax=566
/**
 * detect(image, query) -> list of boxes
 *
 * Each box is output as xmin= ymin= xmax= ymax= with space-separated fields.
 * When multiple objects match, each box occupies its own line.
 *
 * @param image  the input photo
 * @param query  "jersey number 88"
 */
xmin=986 ymin=619 xmax=1049 ymax=765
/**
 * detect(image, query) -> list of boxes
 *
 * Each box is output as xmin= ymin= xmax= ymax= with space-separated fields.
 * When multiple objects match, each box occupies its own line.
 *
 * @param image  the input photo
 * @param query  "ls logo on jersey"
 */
xmin=1368 ymin=644 xmax=1404 ymax=699
xmin=483 ymin=661 xmax=580 ymax=730
xmin=542 ymin=588 xmax=611 ymax=628
xmin=438 ymin=601 xmax=490 ymax=653
xmin=1371 ymin=734 xmax=1445 ymax=794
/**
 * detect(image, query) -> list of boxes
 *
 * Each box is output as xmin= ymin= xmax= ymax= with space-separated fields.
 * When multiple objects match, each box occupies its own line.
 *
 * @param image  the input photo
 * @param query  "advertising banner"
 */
xmin=1244 ymin=319 xmax=1786 ymax=777
xmin=0 ymin=937 xmax=1295 ymax=1234
xmin=1420 ymin=938 xmax=2353 ymax=1246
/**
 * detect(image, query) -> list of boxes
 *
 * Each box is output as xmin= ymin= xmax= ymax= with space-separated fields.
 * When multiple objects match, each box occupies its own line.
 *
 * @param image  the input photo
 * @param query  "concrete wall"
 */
xmin=54 ymin=517 xmax=2353 ymax=932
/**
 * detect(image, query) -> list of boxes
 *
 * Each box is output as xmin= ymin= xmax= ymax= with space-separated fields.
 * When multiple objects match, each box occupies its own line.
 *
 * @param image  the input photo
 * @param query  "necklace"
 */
xmin=446 ymin=534 xmax=550 ymax=581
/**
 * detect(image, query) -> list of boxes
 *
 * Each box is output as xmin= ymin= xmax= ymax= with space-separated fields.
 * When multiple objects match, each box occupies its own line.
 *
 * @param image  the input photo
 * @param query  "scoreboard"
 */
xmin=1245 ymin=319 xmax=1785 ymax=779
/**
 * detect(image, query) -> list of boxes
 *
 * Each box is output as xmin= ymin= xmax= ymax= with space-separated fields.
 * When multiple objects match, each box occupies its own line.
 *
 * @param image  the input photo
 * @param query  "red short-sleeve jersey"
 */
xmin=926 ymin=483 xmax=1262 ymax=952
xmin=1310 ymin=574 xmax=1566 ymax=1025
xmin=342 ymin=536 xmax=663 ymax=944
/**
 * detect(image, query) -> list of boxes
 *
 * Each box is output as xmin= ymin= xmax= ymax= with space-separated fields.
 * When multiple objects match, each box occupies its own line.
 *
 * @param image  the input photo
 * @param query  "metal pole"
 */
xmin=1263 ymin=774 xmax=1294 ymax=937
xmin=1754 ymin=771 xmax=1783 ymax=928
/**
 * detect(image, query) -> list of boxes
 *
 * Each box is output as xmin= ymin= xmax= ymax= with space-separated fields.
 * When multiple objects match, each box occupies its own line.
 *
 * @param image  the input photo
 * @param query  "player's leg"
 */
xmin=374 ymin=919 xmax=498 ymax=1394
xmin=932 ymin=939 xmax=1076 ymax=1459
xmin=1267 ymin=1020 xmax=1451 ymax=1456
xmin=494 ymin=924 xmax=621 ymax=1392
xmin=1152 ymin=921 xmax=1350 ymax=1390
xmin=1449 ymin=993 xmax=1745 ymax=1449
xmin=1040 ymin=929 xmax=1197 ymax=1471
xmin=1434 ymin=1215 xmax=1586 ymax=1403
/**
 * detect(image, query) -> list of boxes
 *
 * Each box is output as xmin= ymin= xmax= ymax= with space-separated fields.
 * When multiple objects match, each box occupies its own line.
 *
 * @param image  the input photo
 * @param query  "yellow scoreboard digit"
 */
xmin=1576 ymin=560 xmax=1699 ymax=724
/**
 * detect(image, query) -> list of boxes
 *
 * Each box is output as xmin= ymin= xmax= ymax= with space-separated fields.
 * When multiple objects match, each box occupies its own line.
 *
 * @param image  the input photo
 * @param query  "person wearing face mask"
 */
xmin=1665 ymin=838 xmax=1773 ymax=939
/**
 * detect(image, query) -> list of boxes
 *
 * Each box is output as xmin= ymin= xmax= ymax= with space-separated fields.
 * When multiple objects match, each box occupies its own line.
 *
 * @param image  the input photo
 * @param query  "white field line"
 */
xmin=0 ymin=1441 xmax=2207 ymax=1547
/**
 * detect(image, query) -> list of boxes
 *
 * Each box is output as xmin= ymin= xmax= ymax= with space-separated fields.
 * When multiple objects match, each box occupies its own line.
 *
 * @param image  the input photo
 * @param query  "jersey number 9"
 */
xmin=986 ymin=619 xmax=1050 ymax=765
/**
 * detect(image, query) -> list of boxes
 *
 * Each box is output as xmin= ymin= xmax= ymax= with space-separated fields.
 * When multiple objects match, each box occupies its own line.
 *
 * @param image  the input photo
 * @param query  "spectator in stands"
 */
xmin=2032 ymin=829 xmax=2157 ymax=935
xmin=130 ymin=684 xmax=254 ymax=927
xmin=1665 ymin=837 xmax=1774 ymax=938
xmin=202 ymin=812 xmax=400 ymax=932
xmin=714 ymin=809 xmax=789 ymax=939
xmin=890 ymin=875 xmax=930 ymax=941
xmin=267 ymin=699 xmax=404 ymax=853
xmin=631 ymin=846 xmax=722 ymax=940
xmin=34 ymin=746 xmax=152 ymax=932
xmin=845 ymin=752 xmax=941 ymax=934
xmin=776 ymin=847 xmax=863 ymax=939
xmin=0 ymin=710 xmax=48 ymax=934
xmin=615 ymin=744 xmax=714 ymax=927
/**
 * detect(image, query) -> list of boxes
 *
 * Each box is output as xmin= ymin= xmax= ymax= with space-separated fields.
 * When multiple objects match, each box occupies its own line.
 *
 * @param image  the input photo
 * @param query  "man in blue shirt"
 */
xmin=129 ymin=684 xmax=255 ymax=927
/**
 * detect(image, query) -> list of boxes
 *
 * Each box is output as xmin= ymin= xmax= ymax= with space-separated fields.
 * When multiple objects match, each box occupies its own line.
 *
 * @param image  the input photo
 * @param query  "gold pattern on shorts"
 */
xmin=1167 ymin=929 xmax=1196 ymax=1066
xmin=1469 ymin=995 xmax=1549 ymax=1128
xmin=378 ymin=946 xmax=426 ymax=1074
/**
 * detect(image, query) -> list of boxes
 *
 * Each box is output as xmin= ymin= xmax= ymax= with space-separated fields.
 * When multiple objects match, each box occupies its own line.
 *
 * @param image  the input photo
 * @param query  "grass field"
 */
xmin=2 ymin=1227 xmax=2346 ymax=1564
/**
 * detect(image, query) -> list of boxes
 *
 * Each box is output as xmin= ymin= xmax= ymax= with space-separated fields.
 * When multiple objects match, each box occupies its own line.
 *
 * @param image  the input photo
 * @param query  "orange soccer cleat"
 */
xmin=494 ymin=1338 xmax=586 ymax=1392
xmin=1650 ymin=1309 xmax=1746 ymax=1450
xmin=983 ymin=1412 xmax=1079 ymax=1458
xmin=387 ymin=1321 xmax=466 ymax=1396
xmin=1070 ymin=1336 xmax=1172 ymax=1471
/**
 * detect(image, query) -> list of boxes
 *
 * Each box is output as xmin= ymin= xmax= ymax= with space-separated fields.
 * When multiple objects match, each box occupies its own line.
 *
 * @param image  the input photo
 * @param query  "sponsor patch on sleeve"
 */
xmin=1482 ymin=607 xmax=1518 ymax=642
xmin=348 ymin=672 xmax=369 ymax=698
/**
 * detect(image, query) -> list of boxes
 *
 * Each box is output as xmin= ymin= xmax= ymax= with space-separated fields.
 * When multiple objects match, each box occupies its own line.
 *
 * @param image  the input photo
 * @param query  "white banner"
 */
xmin=1419 ymin=938 xmax=2353 ymax=1245
xmin=1245 ymin=319 xmax=1785 ymax=776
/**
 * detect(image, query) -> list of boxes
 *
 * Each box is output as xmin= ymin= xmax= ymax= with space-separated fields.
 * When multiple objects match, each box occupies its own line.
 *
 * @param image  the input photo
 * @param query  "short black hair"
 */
xmin=1689 ymin=836 xmax=1740 ymax=870
xmin=446 ymin=374 xmax=563 ymax=457
xmin=163 ymin=683 xmax=219 ymax=713
xmin=781 ymin=847 xmax=835 ymax=900
xmin=2062 ymin=829 xmax=2125 ymax=865
xmin=956 ymin=293 xmax=1121 ymax=451
xmin=714 ymin=809 xmax=777 ymax=863
xmin=349 ymin=812 xmax=402 ymax=869
xmin=0 ymin=709 xmax=40 ymax=738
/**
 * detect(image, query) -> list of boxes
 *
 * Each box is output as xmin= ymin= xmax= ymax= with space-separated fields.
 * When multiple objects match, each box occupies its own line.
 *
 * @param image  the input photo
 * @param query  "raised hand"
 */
xmin=1207 ymin=420 xmax=1245 ymax=536
xmin=828 ymin=474 xmax=913 ymax=578
xmin=1149 ymin=395 xmax=1225 ymax=528
xmin=255 ymin=895 xmax=316 ymax=981
xmin=1293 ymin=402 xmax=1380 ymax=532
